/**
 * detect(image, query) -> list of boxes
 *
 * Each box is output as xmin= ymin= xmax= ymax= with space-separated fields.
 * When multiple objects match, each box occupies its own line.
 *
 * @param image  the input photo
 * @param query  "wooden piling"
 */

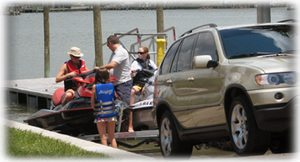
xmin=93 ymin=5 xmax=103 ymax=67
xmin=43 ymin=6 xmax=50 ymax=78
xmin=156 ymin=6 xmax=164 ymax=39
xmin=257 ymin=3 xmax=271 ymax=24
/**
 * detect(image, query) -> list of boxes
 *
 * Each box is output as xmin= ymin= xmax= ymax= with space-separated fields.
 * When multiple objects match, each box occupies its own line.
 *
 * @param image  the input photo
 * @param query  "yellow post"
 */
xmin=156 ymin=39 xmax=166 ymax=66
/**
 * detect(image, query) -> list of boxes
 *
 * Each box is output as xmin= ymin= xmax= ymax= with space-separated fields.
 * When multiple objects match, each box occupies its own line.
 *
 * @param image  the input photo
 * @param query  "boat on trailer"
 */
xmin=24 ymin=28 xmax=176 ymax=148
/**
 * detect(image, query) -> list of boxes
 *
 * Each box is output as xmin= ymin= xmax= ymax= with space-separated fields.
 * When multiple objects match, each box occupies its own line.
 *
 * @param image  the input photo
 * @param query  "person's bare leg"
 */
xmin=61 ymin=89 xmax=74 ymax=106
xmin=107 ymin=121 xmax=117 ymax=148
xmin=128 ymin=87 xmax=139 ymax=132
xmin=97 ymin=122 xmax=108 ymax=146
xmin=130 ymin=88 xmax=136 ymax=106
xmin=128 ymin=111 xmax=134 ymax=132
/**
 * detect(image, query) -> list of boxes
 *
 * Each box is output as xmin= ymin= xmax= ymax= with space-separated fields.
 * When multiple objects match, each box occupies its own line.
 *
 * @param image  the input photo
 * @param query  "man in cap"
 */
xmin=56 ymin=47 xmax=89 ymax=106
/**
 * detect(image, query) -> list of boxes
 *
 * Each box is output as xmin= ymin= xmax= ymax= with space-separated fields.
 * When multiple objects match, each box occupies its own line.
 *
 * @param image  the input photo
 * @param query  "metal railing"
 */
xmin=102 ymin=26 xmax=176 ymax=64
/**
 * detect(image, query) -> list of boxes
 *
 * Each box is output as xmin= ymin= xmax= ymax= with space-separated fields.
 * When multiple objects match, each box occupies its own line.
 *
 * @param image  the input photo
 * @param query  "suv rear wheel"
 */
xmin=229 ymin=95 xmax=270 ymax=155
xmin=159 ymin=110 xmax=193 ymax=157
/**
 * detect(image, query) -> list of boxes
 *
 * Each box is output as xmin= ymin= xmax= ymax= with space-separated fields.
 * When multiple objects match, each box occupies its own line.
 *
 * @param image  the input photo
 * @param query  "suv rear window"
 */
xmin=160 ymin=40 xmax=181 ymax=75
xmin=174 ymin=34 xmax=197 ymax=72
xmin=220 ymin=25 xmax=294 ymax=59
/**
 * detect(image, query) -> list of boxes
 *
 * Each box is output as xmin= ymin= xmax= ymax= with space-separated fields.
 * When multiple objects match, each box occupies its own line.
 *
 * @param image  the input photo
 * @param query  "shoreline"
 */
xmin=6 ymin=5 xmax=290 ymax=15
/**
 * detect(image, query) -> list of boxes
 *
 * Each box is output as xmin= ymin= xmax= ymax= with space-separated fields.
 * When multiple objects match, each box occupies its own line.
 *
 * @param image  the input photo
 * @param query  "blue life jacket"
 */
xmin=94 ymin=83 xmax=117 ymax=118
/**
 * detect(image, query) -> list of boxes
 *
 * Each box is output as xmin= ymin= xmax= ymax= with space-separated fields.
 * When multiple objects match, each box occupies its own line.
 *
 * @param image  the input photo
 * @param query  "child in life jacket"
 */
xmin=91 ymin=68 xmax=117 ymax=148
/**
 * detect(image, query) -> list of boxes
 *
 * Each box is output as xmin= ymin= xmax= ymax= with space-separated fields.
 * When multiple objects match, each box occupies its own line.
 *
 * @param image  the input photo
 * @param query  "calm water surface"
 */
xmin=6 ymin=7 xmax=294 ymax=80
xmin=5 ymin=7 xmax=295 ymax=121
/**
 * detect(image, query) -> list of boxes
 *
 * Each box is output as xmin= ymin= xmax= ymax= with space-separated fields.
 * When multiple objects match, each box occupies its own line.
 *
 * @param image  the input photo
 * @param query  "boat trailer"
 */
xmin=77 ymin=130 xmax=159 ymax=148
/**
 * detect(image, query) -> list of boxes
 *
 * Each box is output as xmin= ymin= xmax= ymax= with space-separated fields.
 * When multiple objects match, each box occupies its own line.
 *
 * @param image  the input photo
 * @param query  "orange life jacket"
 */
xmin=66 ymin=59 xmax=86 ymax=74
xmin=64 ymin=59 xmax=86 ymax=91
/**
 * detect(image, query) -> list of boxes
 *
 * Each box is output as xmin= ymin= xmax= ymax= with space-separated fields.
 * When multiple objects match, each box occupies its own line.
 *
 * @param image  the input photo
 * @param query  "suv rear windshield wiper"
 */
xmin=228 ymin=52 xmax=274 ymax=59
xmin=280 ymin=50 xmax=295 ymax=54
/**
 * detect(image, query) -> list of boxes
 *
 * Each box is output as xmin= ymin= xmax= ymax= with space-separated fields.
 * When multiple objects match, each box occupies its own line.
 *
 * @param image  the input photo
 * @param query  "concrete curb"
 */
xmin=6 ymin=120 xmax=155 ymax=160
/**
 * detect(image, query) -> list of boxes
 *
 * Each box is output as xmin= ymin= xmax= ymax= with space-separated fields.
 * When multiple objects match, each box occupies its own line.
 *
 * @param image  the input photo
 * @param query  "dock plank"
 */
xmin=6 ymin=77 xmax=63 ymax=98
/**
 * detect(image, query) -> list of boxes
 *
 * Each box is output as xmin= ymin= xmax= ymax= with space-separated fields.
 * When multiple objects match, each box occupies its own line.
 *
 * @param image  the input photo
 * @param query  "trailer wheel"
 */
xmin=159 ymin=111 xmax=193 ymax=158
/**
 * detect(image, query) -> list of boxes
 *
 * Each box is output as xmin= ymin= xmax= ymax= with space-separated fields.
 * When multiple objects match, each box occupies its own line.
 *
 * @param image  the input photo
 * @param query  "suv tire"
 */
xmin=159 ymin=111 xmax=193 ymax=158
xmin=229 ymin=95 xmax=270 ymax=155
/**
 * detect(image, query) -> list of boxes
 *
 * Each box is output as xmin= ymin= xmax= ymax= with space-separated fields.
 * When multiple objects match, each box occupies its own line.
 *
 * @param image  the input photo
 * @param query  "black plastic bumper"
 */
xmin=253 ymin=98 xmax=294 ymax=132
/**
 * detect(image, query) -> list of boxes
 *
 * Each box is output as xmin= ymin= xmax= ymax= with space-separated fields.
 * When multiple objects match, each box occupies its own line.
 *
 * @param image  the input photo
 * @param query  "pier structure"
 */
xmin=6 ymin=78 xmax=63 ymax=109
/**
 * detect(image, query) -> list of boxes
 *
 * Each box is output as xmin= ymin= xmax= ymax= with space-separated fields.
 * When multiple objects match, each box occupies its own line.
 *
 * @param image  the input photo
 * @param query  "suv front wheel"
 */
xmin=159 ymin=110 xmax=193 ymax=157
xmin=229 ymin=95 xmax=270 ymax=155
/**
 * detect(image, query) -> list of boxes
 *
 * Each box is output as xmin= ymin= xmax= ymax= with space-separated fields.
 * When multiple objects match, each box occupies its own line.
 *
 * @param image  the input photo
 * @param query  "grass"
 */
xmin=7 ymin=127 xmax=110 ymax=158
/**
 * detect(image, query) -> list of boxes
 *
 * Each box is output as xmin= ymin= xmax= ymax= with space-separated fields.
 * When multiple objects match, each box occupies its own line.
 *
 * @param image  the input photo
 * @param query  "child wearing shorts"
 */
xmin=91 ymin=68 xmax=117 ymax=148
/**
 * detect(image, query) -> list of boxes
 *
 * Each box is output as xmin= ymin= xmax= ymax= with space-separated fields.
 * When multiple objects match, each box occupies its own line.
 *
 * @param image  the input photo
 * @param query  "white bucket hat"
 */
xmin=67 ymin=47 xmax=84 ymax=57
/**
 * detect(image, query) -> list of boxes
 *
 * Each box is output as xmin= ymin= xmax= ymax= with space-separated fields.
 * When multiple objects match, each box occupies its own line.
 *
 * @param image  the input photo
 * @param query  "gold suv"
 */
xmin=153 ymin=22 xmax=295 ymax=157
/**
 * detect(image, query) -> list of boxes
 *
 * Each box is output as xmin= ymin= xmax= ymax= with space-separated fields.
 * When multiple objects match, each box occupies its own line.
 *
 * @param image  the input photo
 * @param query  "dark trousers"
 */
xmin=114 ymin=79 xmax=132 ymax=105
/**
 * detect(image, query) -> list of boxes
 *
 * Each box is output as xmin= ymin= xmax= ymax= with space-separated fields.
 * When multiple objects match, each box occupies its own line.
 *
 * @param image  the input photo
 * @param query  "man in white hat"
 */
xmin=56 ymin=47 xmax=89 ymax=106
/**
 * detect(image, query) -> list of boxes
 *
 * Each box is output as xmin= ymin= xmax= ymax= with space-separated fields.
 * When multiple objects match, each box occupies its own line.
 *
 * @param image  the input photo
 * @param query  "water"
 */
xmin=5 ymin=7 xmax=295 ymax=122
xmin=6 ymin=104 xmax=39 ymax=123
xmin=6 ymin=7 xmax=294 ymax=81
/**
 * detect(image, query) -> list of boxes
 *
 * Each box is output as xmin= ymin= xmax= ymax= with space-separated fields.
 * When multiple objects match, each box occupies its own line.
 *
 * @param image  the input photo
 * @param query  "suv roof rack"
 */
xmin=277 ymin=19 xmax=295 ymax=23
xmin=180 ymin=23 xmax=217 ymax=37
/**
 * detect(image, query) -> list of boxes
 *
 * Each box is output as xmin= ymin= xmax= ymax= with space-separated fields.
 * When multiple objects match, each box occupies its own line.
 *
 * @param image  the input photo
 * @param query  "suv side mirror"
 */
xmin=193 ymin=55 xmax=218 ymax=69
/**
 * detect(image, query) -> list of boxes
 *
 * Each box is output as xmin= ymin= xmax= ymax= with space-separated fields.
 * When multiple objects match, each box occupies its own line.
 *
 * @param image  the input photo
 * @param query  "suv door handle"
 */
xmin=187 ymin=76 xmax=194 ymax=81
xmin=166 ymin=79 xmax=173 ymax=84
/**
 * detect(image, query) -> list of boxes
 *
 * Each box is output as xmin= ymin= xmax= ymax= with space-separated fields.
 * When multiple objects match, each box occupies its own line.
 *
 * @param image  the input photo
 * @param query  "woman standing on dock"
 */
xmin=91 ymin=68 xmax=118 ymax=148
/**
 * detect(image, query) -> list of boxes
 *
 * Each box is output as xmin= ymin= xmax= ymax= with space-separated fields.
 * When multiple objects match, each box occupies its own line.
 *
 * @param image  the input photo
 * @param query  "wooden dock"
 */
xmin=6 ymin=77 xmax=63 ymax=109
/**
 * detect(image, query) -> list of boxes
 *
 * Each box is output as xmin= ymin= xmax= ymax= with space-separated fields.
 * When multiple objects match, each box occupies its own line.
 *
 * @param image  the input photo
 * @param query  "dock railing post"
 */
xmin=156 ymin=39 xmax=166 ymax=67
xmin=43 ymin=6 xmax=50 ymax=78
xmin=93 ymin=5 xmax=103 ymax=67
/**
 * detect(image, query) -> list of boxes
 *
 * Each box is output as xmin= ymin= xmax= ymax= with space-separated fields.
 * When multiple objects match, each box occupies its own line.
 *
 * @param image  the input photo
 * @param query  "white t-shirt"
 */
xmin=109 ymin=45 xmax=131 ymax=86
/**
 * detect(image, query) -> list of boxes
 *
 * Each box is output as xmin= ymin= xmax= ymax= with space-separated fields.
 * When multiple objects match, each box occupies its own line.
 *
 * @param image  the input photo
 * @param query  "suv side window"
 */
xmin=194 ymin=32 xmax=218 ymax=61
xmin=160 ymin=40 xmax=181 ymax=75
xmin=172 ymin=34 xmax=198 ymax=72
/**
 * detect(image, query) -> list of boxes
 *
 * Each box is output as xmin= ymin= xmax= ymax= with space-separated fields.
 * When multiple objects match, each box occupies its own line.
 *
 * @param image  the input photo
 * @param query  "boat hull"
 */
xmin=24 ymin=98 xmax=97 ymax=136
xmin=25 ymin=107 xmax=96 ymax=135
xmin=24 ymin=97 xmax=157 ymax=135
